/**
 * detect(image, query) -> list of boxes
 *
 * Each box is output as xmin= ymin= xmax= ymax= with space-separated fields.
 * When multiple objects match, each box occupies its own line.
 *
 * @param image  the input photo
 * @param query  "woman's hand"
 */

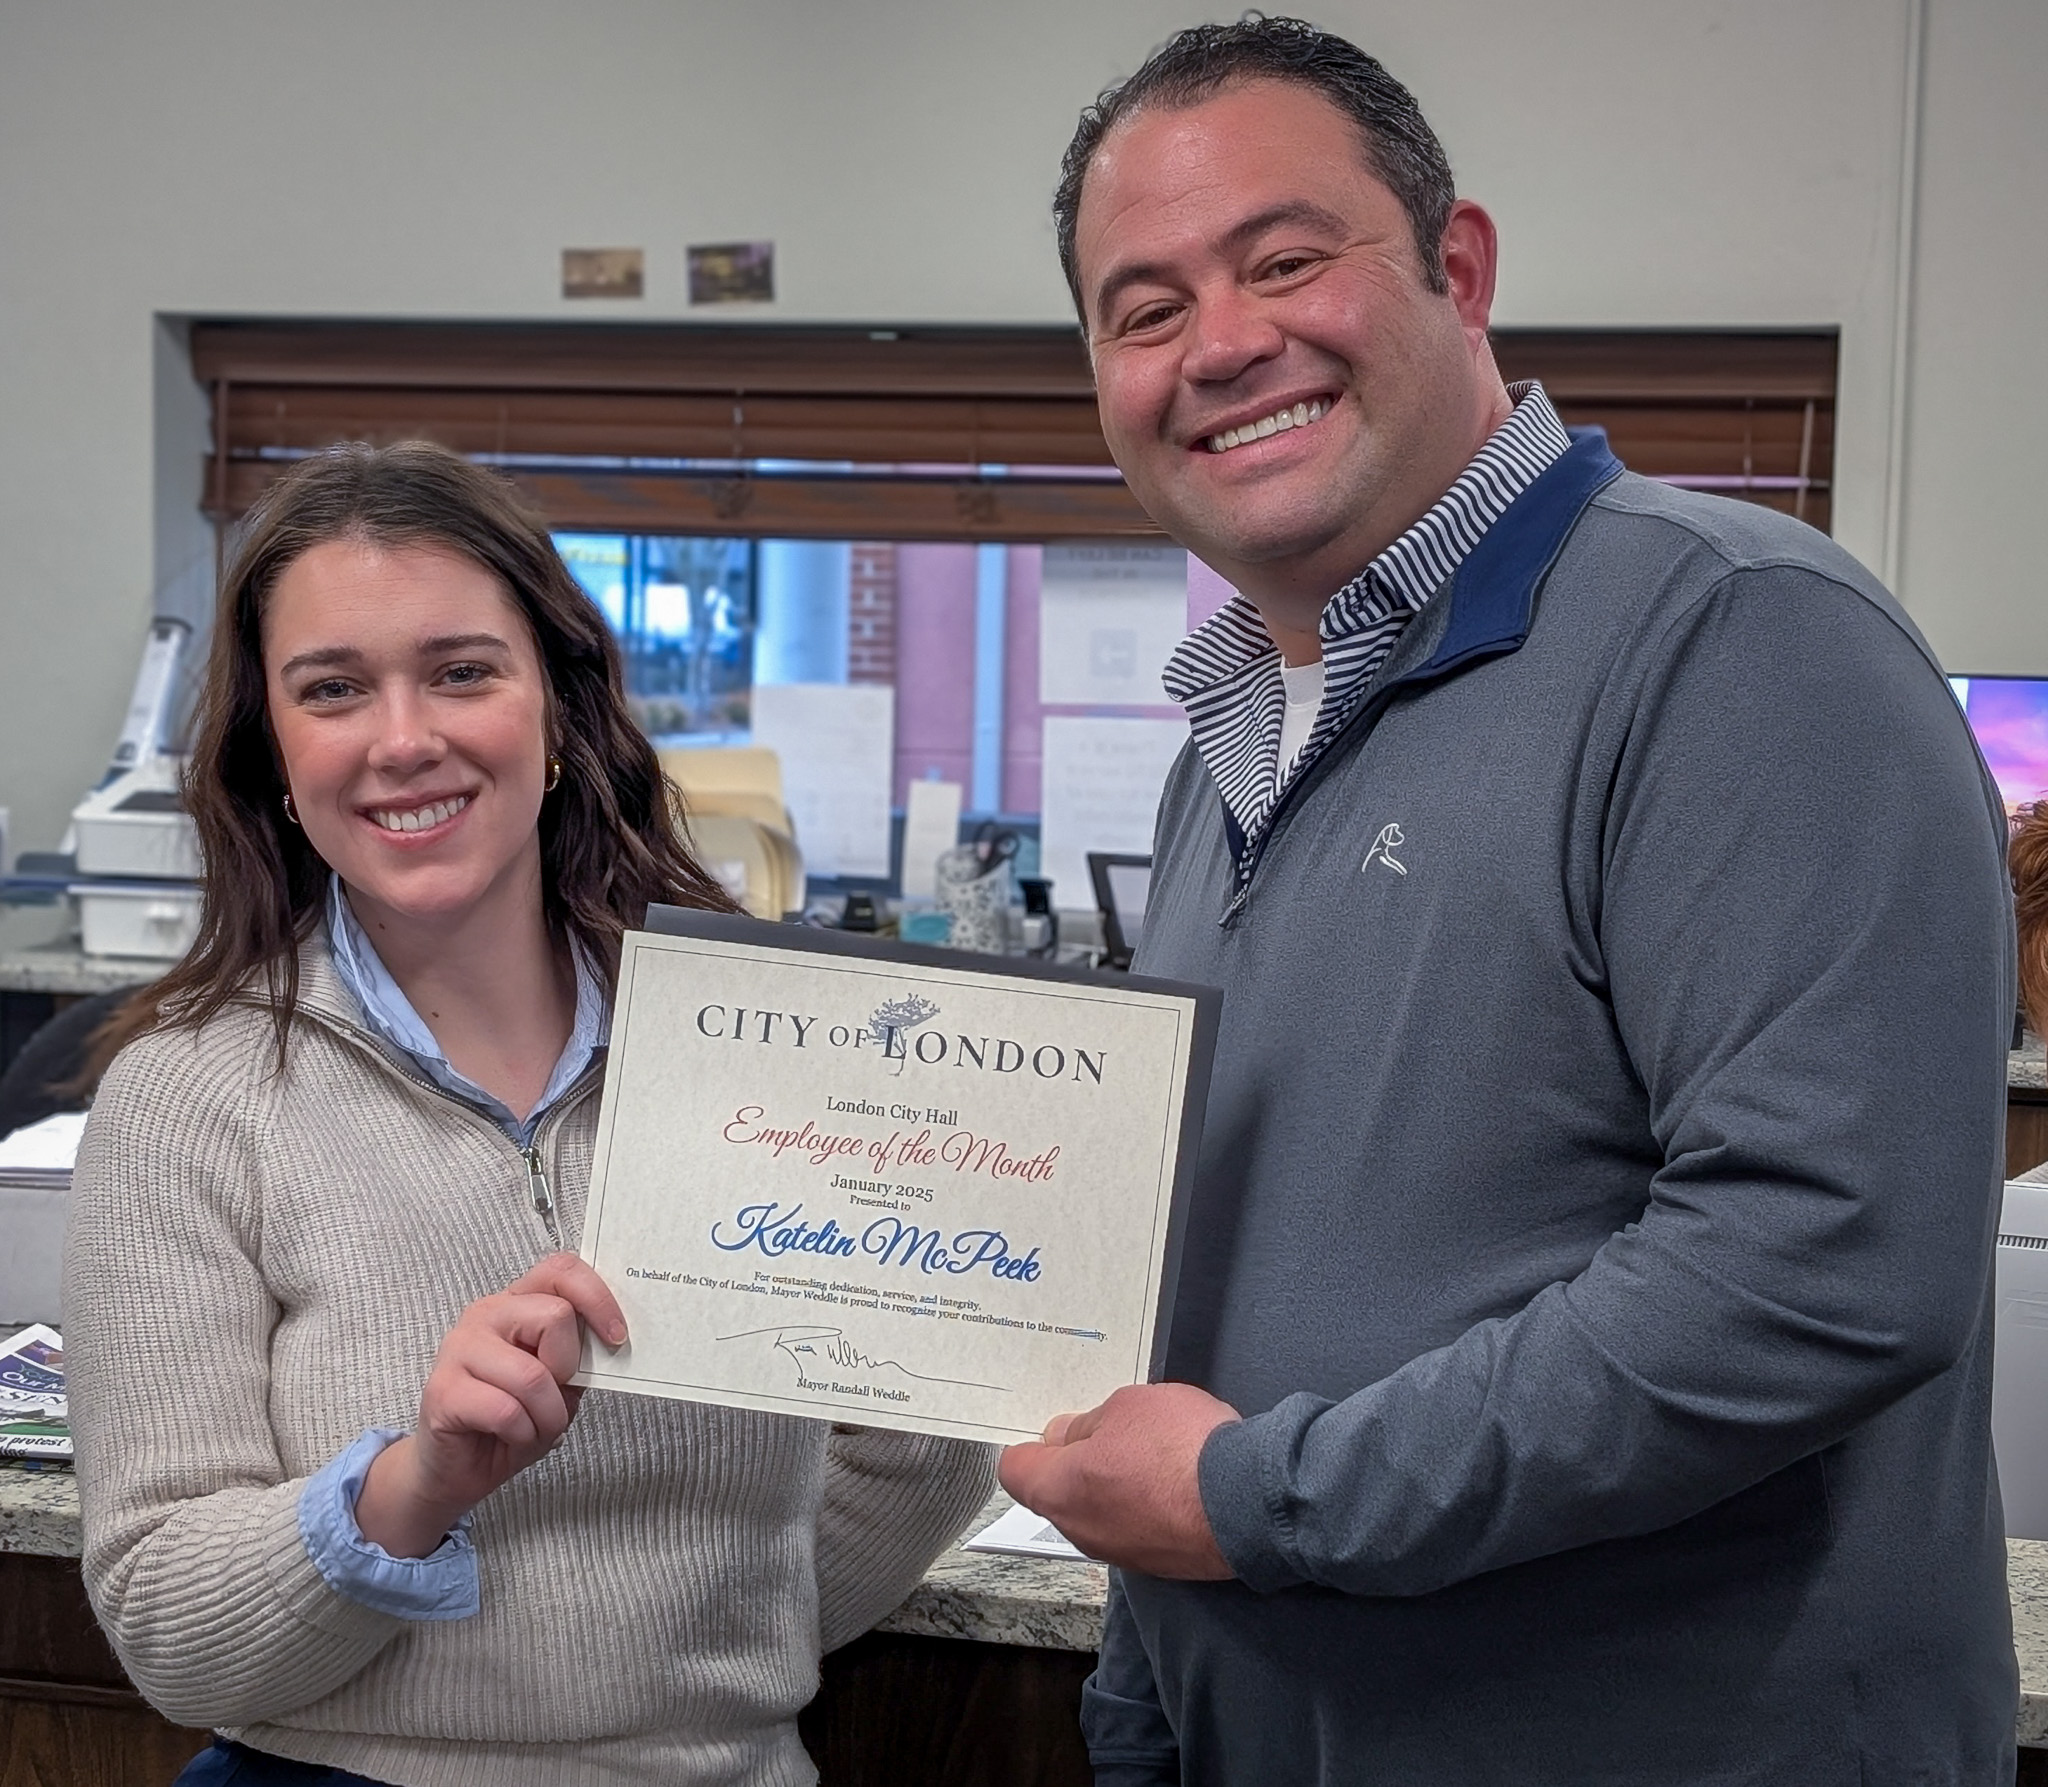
xmin=353 ymin=1253 xmax=627 ymax=1559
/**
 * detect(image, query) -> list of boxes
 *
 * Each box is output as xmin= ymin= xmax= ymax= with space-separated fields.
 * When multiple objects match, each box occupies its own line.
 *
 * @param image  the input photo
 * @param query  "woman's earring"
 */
xmin=545 ymin=755 xmax=563 ymax=794
xmin=282 ymin=791 xmax=300 ymax=826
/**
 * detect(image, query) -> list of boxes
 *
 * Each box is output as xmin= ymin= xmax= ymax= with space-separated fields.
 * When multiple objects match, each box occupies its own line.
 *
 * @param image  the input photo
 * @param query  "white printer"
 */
xmin=64 ymin=618 xmax=202 ymax=960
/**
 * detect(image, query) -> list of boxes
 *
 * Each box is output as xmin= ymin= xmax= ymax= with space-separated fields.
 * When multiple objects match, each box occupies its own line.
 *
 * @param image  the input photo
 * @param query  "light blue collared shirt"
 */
xmin=298 ymin=877 xmax=611 ymax=1620
xmin=324 ymin=874 xmax=610 ymax=1147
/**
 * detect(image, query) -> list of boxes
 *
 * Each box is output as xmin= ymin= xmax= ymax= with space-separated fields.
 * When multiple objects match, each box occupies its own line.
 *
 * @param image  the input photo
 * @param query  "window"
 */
xmin=556 ymin=533 xmax=757 ymax=739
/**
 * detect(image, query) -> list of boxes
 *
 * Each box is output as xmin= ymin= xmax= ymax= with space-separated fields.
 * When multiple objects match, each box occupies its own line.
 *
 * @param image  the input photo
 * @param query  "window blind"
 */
xmin=191 ymin=320 xmax=1836 ymax=542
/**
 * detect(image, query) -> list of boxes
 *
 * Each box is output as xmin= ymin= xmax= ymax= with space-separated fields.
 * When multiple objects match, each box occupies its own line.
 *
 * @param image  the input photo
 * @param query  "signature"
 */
xmin=717 ymin=1324 xmax=1008 ymax=1392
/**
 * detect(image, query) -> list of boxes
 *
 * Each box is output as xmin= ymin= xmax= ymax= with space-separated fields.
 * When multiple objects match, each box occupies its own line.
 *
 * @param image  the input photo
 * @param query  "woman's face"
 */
xmin=263 ymin=538 xmax=553 ymax=936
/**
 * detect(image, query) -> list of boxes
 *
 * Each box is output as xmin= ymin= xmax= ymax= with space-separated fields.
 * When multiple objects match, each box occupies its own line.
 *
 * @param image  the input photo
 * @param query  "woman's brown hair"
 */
xmin=101 ymin=440 xmax=738 ymax=1065
xmin=2014 ymin=801 xmax=2048 ymax=1039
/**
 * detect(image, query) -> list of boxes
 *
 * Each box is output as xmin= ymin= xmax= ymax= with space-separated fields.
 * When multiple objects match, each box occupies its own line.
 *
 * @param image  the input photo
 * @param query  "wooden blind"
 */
xmin=1495 ymin=329 xmax=1836 ymax=535
xmin=192 ymin=320 xmax=1836 ymax=542
xmin=191 ymin=321 xmax=1146 ymax=542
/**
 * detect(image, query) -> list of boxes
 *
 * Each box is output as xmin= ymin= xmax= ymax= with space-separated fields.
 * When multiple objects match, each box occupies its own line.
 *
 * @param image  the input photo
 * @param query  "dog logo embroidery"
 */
xmin=1362 ymin=822 xmax=1408 ymax=877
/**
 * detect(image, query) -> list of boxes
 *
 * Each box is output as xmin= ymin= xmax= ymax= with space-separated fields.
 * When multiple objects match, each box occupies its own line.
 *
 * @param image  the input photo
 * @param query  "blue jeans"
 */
xmin=172 ymin=1738 xmax=390 ymax=1785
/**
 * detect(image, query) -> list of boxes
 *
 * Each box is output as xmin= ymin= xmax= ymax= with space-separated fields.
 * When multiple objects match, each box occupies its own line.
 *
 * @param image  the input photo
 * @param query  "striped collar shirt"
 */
xmin=1161 ymin=381 xmax=1573 ymax=858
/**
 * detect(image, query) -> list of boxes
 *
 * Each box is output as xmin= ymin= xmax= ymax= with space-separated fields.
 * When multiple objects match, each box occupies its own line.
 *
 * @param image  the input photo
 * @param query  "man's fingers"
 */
xmin=997 ymin=1439 xmax=1053 ymax=1507
xmin=1045 ymin=1399 xmax=1108 ymax=1446
xmin=508 ymin=1252 xmax=629 ymax=1348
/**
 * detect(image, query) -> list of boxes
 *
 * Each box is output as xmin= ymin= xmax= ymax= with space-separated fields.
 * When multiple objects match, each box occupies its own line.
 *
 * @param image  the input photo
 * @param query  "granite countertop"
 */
xmin=7 ymin=1469 xmax=2044 ymax=1735
xmin=878 ymin=1491 xmax=1106 ymax=1652
xmin=2017 ymin=1041 xmax=2047 ymax=1094
xmin=0 ymin=1468 xmax=85 ymax=1558
xmin=0 ymin=943 xmax=160 ymax=997
xmin=2014 ymin=1538 xmax=2048 ymax=1745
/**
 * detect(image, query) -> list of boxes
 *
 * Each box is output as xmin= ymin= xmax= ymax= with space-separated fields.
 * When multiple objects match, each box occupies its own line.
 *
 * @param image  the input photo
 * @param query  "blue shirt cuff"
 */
xmin=297 ymin=1426 xmax=480 ymax=1621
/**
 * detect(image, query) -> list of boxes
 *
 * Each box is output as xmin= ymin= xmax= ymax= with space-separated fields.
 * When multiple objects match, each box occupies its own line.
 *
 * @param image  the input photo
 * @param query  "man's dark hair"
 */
xmin=1053 ymin=15 xmax=1456 ymax=317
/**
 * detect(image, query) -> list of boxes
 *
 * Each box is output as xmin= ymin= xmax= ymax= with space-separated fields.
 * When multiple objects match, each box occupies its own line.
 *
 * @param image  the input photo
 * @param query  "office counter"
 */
xmin=0 ymin=946 xmax=145 ymax=1000
xmin=0 ymin=1472 xmax=1103 ymax=1785
xmin=2 ymin=1470 xmax=2047 ymax=1782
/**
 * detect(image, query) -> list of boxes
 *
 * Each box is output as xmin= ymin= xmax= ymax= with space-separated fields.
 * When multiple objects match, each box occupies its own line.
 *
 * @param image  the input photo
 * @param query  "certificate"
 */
xmin=573 ymin=907 xmax=1218 ymax=1444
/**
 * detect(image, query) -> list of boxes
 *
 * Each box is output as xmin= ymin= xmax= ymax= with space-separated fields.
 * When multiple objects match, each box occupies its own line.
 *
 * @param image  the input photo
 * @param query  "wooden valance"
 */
xmin=191 ymin=320 xmax=1835 ymax=541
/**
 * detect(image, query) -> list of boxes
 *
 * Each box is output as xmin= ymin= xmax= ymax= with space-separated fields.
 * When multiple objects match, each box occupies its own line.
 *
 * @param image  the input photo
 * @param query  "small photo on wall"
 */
xmin=562 ymin=248 xmax=645 ymax=300
xmin=688 ymin=241 xmax=775 ymax=305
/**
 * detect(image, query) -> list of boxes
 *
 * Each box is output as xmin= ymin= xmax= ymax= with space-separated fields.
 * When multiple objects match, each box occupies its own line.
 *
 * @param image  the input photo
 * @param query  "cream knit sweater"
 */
xmin=64 ymin=943 xmax=995 ymax=1787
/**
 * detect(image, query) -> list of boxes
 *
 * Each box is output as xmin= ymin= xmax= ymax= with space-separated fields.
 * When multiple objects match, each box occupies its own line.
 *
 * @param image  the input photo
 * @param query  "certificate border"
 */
xmin=576 ymin=905 xmax=1218 ymax=1436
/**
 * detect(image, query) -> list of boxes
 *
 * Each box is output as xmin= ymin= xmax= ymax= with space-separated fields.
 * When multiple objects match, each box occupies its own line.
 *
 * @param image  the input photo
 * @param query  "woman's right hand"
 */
xmin=353 ymin=1253 xmax=627 ymax=1559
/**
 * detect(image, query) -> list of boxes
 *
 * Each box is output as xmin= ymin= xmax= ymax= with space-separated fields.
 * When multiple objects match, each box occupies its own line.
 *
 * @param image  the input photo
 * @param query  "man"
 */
xmin=999 ymin=18 xmax=2016 ymax=1784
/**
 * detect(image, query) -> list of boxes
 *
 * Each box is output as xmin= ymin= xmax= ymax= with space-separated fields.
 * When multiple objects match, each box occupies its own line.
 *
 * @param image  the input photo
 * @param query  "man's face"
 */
xmin=1075 ymin=80 xmax=1496 ymax=598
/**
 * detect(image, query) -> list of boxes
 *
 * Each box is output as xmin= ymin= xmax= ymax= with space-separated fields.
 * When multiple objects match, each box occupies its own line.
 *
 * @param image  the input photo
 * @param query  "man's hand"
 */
xmin=355 ymin=1253 xmax=626 ymax=1559
xmin=998 ymin=1382 xmax=1241 ymax=1579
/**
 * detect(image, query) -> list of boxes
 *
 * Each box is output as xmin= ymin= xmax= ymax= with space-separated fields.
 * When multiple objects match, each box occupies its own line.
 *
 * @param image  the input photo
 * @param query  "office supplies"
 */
xmin=0 ymin=1115 xmax=84 ymax=1331
xmin=1018 ymin=877 xmax=1058 ymax=957
xmin=63 ymin=621 xmax=203 ymax=958
xmin=934 ymin=824 xmax=1017 ymax=954
xmin=898 ymin=910 xmax=954 ymax=946
xmin=837 ymin=892 xmax=882 ymax=933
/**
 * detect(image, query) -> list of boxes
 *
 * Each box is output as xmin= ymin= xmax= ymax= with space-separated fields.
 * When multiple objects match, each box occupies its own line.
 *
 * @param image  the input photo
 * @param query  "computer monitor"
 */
xmin=1950 ymin=675 xmax=2048 ymax=818
xmin=1996 ymin=1179 xmax=2048 ymax=1539
xmin=1087 ymin=853 xmax=1153 ymax=971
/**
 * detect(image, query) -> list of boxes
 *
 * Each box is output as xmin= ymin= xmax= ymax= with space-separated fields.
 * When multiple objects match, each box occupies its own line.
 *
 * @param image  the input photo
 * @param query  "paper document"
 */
xmin=750 ymin=683 xmax=895 ymax=879
xmin=963 ymin=1499 xmax=1089 ymax=1562
xmin=574 ymin=909 xmax=1219 ymax=1444
xmin=1038 ymin=716 xmax=1189 ymax=911
xmin=900 ymin=779 xmax=963 ymax=900
xmin=0 ymin=1111 xmax=87 ymax=1187
xmin=1039 ymin=545 xmax=1189 ymax=707
xmin=0 ymin=1324 xmax=70 ymax=1462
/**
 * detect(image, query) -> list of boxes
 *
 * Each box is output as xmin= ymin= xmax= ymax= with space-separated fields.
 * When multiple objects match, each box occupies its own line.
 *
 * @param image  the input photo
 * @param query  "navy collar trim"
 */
xmin=1223 ymin=429 xmax=1621 ymax=886
xmin=1406 ymin=428 xmax=1623 ymax=683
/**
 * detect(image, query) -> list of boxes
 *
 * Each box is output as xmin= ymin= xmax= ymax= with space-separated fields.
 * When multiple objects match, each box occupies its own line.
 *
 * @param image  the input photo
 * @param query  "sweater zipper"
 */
xmin=283 ymin=1000 xmax=593 ymax=1248
xmin=523 ymin=1143 xmax=558 ymax=1237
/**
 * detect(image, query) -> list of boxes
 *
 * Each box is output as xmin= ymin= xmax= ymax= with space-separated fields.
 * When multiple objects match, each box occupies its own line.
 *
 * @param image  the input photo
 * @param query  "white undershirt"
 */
xmin=1276 ymin=656 xmax=1327 ymax=792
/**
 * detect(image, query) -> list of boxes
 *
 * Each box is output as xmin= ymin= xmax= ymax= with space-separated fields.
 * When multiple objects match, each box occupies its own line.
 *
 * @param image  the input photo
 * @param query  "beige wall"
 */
xmin=0 ymin=0 xmax=2032 ymax=854
xmin=1897 ymin=0 xmax=2048 ymax=675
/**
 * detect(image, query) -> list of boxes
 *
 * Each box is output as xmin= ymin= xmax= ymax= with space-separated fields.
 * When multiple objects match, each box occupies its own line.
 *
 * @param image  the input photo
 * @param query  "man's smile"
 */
xmin=1199 ymin=394 xmax=1335 ymax=455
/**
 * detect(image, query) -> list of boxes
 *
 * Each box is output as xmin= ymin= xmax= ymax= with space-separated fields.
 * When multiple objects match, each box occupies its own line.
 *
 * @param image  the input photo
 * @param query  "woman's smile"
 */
xmin=360 ymin=791 xmax=474 ymax=837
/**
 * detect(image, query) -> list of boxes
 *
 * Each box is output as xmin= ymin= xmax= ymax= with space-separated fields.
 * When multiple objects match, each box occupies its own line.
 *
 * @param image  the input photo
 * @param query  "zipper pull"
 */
xmin=1221 ymin=878 xmax=1253 ymax=924
xmin=523 ymin=1145 xmax=555 ymax=1219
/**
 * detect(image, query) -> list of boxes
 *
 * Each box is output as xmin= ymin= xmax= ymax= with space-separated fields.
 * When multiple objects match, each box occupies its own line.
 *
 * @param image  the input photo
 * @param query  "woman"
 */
xmin=64 ymin=442 xmax=994 ymax=1786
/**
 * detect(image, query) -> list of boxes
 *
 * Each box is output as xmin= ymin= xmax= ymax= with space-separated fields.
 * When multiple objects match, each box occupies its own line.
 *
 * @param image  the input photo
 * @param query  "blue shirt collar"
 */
xmin=324 ymin=876 xmax=608 ymax=1145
